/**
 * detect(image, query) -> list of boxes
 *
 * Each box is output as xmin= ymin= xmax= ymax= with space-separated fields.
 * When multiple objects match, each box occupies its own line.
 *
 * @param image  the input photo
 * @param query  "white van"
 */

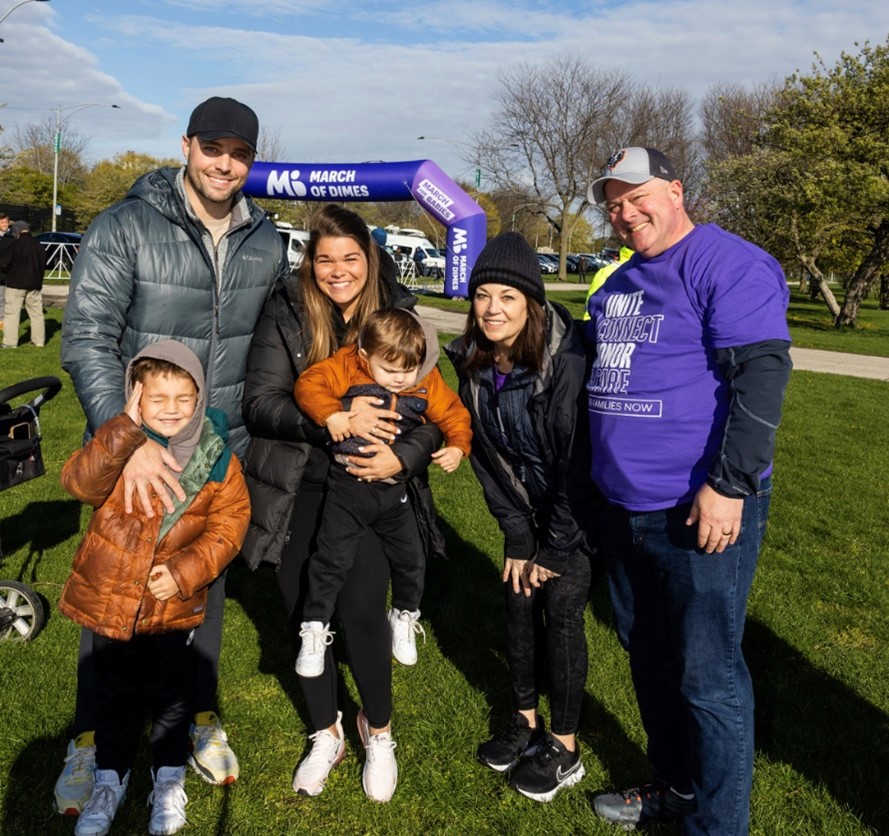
xmin=384 ymin=233 xmax=445 ymax=274
xmin=276 ymin=225 xmax=310 ymax=271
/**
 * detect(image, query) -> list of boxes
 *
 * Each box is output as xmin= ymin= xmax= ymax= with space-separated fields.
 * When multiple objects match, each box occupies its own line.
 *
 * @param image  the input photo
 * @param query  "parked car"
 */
xmin=536 ymin=253 xmax=558 ymax=274
xmin=35 ymin=231 xmax=82 ymax=271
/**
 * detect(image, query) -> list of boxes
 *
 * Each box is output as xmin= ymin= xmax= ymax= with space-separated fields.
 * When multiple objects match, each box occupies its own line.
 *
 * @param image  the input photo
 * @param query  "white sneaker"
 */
xmin=148 ymin=766 xmax=188 ymax=836
xmin=356 ymin=709 xmax=397 ymax=802
xmin=54 ymin=734 xmax=97 ymax=815
xmin=389 ymin=608 xmax=425 ymax=666
xmin=295 ymin=621 xmax=335 ymax=678
xmin=74 ymin=769 xmax=128 ymax=836
xmin=292 ymin=711 xmax=346 ymax=796
xmin=188 ymin=713 xmax=239 ymax=785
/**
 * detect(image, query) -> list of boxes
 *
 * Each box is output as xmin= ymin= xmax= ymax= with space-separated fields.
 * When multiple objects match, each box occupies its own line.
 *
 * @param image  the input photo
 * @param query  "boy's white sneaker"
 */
xmin=292 ymin=711 xmax=346 ymax=796
xmin=356 ymin=709 xmax=398 ymax=803
xmin=188 ymin=712 xmax=239 ymax=785
xmin=148 ymin=765 xmax=188 ymax=836
xmin=295 ymin=621 xmax=335 ymax=678
xmin=74 ymin=768 xmax=128 ymax=836
xmin=54 ymin=733 xmax=97 ymax=815
xmin=389 ymin=608 xmax=425 ymax=666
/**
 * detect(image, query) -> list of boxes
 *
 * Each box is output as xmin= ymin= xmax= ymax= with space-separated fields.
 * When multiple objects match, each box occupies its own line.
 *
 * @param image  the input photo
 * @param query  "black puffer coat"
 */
xmin=61 ymin=167 xmax=287 ymax=456
xmin=445 ymin=301 xmax=598 ymax=575
xmin=0 ymin=233 xmax=46 ymax=290
xmin=241 ymin=270 xmax=443 ymax=569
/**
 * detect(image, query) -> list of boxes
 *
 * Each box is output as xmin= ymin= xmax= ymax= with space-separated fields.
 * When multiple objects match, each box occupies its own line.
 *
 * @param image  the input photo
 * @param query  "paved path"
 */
xmin=41 ymin=284 xmax=889 ymax=382
xmin=415 ymin=304 xmax=889 ymax=382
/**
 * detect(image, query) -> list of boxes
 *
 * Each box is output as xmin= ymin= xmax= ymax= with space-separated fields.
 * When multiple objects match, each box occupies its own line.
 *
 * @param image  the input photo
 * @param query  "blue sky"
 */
xmin=1 ymin=0 xmax=889 ymax=180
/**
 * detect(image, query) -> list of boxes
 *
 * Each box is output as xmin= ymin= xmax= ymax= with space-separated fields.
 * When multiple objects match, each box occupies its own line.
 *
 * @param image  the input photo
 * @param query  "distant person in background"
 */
xmin=577 ymin=254 xmax=588 ymax=282
xmin=0 ymin=213 xmax=14 ymax=333
xmin=582 ymin=245 xmax=633 ymax=319
xmin=413 ymin=246 xmax=425 ymax=278
xmin=0 ymin=221 xmax=47 ymax=349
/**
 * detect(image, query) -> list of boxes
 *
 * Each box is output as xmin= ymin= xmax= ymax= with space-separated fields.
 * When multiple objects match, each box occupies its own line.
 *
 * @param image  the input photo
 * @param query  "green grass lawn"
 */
xmin=1 ymin=311 xmax=887 ymax=834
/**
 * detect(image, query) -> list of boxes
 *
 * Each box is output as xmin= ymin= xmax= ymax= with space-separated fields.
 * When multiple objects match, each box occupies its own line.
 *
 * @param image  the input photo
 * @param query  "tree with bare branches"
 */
xmin=474 ymin=58 xmax=696 ymax=278
xmin=12 ymin=115 xmax=89 ymax=187
xmin=474 ymin=58 xmax=630 ymax=278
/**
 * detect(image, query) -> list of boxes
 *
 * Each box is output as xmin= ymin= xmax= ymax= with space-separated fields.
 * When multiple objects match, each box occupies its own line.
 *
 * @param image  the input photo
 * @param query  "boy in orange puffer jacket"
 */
xmin=58 ymin=340 xmax=250 ymax=836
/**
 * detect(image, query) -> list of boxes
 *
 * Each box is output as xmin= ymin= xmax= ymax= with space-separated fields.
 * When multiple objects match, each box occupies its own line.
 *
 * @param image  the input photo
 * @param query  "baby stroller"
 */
xmin=0 ymin=375 xmax=62 ymax=641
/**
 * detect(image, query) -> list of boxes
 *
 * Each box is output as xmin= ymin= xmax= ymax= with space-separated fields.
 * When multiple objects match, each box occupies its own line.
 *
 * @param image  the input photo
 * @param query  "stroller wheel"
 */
xmin=0 ymin=580 xmax=45 ymax=641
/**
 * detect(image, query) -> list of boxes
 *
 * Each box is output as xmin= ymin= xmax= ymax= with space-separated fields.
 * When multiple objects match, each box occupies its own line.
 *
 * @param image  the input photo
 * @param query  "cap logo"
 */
xmin=604 ymin=149 xmax=626 ymax=173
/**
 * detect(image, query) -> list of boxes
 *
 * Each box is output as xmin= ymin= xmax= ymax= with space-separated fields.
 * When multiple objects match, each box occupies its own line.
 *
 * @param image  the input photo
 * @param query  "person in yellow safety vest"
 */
xmin=582 ymin=246 xmax=634 ymax=320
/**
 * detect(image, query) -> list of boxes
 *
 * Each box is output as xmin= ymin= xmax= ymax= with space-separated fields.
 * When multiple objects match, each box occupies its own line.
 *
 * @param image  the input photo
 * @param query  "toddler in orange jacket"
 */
xmin=293 ymin=308 xmax=471 ymax=676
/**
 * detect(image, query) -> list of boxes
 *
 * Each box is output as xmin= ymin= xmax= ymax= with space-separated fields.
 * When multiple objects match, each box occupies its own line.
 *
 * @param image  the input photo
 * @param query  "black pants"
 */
xmin=504 ymin=548 xmax=592 ymax=736
xmin=73 ymin=572 xmax=226 ymax=734
xmin=92 ymin=630 xmax=192 ymax=778
xmin=276 ymin=480 xmax=393 ymax=730
xmin=303 ymin=467 xmax=423 ymax=622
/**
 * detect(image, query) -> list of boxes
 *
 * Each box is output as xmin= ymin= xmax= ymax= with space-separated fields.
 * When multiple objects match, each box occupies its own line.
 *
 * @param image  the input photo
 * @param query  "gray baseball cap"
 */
xmin=588 ymin=147 xmax=678 ymax=205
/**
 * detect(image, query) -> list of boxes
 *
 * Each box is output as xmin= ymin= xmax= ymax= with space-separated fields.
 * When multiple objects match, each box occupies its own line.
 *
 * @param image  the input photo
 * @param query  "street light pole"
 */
xmin=0 ymin=0 xmax=50 ymax=42
xmin=51 ymin=102 xmax=120 ymax=231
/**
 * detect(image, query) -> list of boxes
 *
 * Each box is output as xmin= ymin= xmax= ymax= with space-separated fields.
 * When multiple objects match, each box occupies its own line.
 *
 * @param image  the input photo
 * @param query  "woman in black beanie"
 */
xmin=445 ymin=231 xmax=599 ymax=802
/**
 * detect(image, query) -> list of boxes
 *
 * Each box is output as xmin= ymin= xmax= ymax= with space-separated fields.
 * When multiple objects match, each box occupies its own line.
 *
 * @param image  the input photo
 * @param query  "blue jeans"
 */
xmin=600 ymin=480 xmax=771 ymax=836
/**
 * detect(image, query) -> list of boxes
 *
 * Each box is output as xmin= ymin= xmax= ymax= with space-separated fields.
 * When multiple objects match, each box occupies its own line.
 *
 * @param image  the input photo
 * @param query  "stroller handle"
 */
xmin=0 ymin=376 xmax=62 ymax=413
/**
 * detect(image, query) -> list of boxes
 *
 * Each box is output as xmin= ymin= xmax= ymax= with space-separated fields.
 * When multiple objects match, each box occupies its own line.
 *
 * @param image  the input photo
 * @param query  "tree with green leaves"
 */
xmin=73 ymin=151 xmax=179 ymax=229
xmin=706 ymin=40 xmax=889 ymax=327
xmin=770 ymin=40 xmax=889 ymax=327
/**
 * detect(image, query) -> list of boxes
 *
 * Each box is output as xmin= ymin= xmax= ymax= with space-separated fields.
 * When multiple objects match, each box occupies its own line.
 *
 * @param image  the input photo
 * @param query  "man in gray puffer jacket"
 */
xmin=57 ymin=96 xmax=287 ymax=816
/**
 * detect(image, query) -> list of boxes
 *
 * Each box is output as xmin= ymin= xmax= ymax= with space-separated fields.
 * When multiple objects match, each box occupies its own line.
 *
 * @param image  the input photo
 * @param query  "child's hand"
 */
xmin=326 ymin=411 xmax=356 ymax=442
xmin=147 ymin=564 xmax=181 ymax=602
xmin=432 ymin=446 xmax=464 ymax=473
xmin=125 ymin=381 xmax=143 ymax=426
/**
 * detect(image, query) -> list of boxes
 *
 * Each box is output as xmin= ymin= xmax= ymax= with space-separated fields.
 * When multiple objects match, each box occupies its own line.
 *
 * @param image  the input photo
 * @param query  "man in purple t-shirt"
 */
xmin=585 ymin=148 xmax=792 ymax=836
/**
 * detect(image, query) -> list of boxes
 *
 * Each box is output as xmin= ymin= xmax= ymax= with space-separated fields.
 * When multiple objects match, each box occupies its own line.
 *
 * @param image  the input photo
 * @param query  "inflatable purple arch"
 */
xmin=244 ymin=160 xmax=487 ymax=298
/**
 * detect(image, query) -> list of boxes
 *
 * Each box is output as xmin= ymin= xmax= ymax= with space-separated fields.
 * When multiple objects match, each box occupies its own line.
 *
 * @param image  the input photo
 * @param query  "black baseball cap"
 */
xmin=186 ymin=96 xmax=258 ymax=152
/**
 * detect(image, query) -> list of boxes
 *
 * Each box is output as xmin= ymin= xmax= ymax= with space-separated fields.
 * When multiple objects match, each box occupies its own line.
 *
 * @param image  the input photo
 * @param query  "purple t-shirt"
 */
xmin=586 ymin=224 xmax=790 ymax=511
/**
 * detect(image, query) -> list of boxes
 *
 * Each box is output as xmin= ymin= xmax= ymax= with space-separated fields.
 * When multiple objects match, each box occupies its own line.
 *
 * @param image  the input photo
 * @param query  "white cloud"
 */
xmin=2 ymin=0 xmax=889 ymax=178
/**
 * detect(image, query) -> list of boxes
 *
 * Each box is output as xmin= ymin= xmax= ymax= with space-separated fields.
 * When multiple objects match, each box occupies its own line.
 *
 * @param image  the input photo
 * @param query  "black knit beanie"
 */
xmin=468 ymin=232 xmax=546 ymax=306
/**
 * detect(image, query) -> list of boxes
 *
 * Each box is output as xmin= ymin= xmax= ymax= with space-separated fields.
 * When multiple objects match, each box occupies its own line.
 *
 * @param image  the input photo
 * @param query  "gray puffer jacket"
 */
xmin=61 ymin=167 xmax=287 ymax=456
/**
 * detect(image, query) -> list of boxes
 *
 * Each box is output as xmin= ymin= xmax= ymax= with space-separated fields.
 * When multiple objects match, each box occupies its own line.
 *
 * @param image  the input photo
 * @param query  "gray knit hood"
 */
xmin=125 ymin=339 xmax=207 ymax=471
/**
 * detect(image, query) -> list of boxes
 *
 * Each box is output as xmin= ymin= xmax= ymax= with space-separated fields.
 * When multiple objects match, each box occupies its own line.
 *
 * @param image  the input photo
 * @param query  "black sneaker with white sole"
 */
xmin=508 ymin=734 xmax=585 ymax=802
xmin=476 ymin=712 xmax=546 ymax=773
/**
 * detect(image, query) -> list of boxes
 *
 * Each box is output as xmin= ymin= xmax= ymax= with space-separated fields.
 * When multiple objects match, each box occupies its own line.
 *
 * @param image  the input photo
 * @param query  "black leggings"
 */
xmin=504 ymin=548 xmax=592 ymax=736
xmin=276 ymin=482 xmax=393 ymax=731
